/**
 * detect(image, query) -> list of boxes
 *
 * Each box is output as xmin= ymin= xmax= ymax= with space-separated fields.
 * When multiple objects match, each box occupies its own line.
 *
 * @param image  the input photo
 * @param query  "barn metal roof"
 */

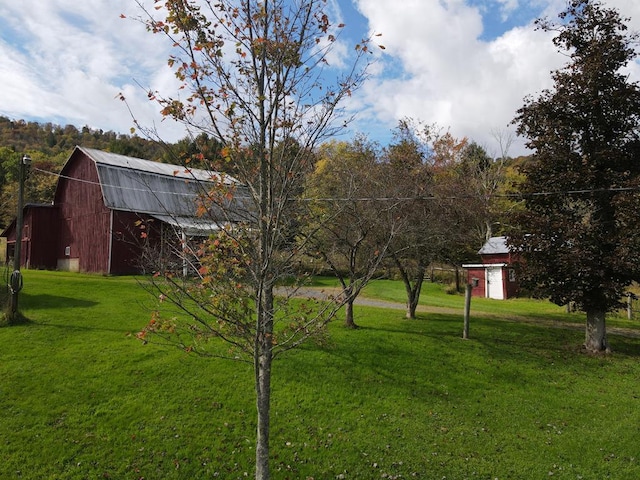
xmin=81 ymin=147 xmax=229 ymax=183
xmin=77 ymin=147 xmax=248 ymax=231
xmin=478 ymin=236 xmax=510 ymax=255
xmin=151 ymin=214 xmax=231 ymax=236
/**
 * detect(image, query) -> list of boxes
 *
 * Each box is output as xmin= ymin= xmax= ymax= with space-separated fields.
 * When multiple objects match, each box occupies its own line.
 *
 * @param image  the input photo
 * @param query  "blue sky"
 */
xmin=1 ymin=0 xmax=639 ymax=157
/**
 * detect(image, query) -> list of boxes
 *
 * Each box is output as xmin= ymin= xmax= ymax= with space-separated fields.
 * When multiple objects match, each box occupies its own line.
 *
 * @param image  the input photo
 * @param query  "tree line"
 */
xmin=305 ymin=123 xmax=522 ymax=324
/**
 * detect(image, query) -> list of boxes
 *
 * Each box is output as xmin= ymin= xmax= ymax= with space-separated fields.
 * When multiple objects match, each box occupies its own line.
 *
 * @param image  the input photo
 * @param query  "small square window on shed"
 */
xmin=65 ymin=246 xmax=71 ymax=256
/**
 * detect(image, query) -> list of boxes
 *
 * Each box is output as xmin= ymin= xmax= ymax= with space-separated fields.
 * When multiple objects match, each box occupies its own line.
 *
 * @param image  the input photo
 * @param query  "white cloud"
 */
xmin=0 ymin=0 xmax=639 ymax=156
xmin=0 ymin=0 xmax=185 ymax=140
xmin=347 ymin=0 xmax=640 ymax=156
xmin=496 ymin=0 xmax=519 ymax=20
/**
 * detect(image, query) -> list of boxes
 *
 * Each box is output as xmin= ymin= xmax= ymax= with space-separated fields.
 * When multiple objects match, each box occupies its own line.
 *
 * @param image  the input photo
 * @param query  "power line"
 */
xmin=31 ymin=166 xmax=640 ymax=202
xmin=33 ymin=166 xmax=204 ymax=198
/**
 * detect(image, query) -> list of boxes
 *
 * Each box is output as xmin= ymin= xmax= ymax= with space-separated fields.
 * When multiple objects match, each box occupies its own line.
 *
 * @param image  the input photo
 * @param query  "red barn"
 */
xmin=2 ymin=204 xmax=59 ymax=270
xmin=463 ymin=236 xmax=519 ymax=300
xmin=2 ymin=146 xmax=234 ymax=274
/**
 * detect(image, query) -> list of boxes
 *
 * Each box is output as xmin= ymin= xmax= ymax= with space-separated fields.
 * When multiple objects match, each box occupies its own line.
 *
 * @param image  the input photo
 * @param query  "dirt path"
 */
xmin=282 ymin=287 xmax=640 ymax=339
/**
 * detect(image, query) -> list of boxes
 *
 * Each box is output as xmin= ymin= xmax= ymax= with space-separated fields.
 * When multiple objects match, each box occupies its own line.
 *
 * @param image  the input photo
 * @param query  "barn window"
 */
xmin=65 ymin=246 xmax=71 ymax=256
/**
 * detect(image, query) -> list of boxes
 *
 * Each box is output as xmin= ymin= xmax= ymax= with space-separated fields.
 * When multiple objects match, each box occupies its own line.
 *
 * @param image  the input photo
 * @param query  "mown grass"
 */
xmin=312 ymin=275 xmax=640 ymax=330
xmin=1 ymin=270 xmax=640 ymax=479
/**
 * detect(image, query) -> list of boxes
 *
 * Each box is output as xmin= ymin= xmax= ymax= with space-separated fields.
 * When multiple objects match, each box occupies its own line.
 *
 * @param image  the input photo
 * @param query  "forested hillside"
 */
xmin=0 ymin=117 xmax=174 ymax=230
xmin=0 ymin=116 xmax=169 ymax=160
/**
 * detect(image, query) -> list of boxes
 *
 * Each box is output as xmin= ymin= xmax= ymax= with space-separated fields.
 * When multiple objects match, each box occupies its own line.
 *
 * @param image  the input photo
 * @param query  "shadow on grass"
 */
xmin=8 ymin=294 xmax=118 ymax=332
xmin=0 ymin=311 xmax=32 ymax=326
xmin=21 ymin=293 xmax=98 ymax=310
xmin=338 ymin=310 xmax=640 ymax=374
xmin=35 ymin=322 xmax=133 ymax=335
xmin=277 ymin=310 xmax=640 ymax=425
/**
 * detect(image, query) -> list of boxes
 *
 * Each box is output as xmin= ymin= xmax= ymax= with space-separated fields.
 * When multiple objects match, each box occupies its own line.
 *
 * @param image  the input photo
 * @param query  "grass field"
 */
xmin=1 ymin=270 xmax=640 ymax=479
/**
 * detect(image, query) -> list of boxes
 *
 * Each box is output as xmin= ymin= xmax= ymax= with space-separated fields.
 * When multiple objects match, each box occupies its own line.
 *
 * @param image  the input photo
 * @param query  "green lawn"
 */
xmin=1 ymin=270 xmax=640 ymax=479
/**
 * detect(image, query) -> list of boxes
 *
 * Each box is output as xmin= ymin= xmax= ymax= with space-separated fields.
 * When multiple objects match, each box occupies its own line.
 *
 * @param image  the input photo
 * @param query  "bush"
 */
xmin=444 ymin=282 xmax=460 ymax=295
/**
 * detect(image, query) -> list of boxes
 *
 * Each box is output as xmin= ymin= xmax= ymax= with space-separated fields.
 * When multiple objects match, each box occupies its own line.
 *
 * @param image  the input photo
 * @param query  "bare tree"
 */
xmin=127 ymin=1 xmax=378 ymax=478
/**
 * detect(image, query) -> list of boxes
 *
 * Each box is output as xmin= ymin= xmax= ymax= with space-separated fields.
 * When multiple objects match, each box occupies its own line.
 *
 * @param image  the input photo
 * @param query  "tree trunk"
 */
xmin=255 ymin=285 xmax=274 ymax=480
xmin=255 ymin=347 xmax=272 ymax=480
xmin=345 ymin=298 xmax=357 ymax=328
xmin=584 ymin=308 xmax=609 ymax=353
xmin=463 ymin=283 xmax=471 ymax=339
xmin=395 ymin=258 xmax=425 ymax=320
xmin=405 ymin=270 xmax=425 ymax=320
xmin=485 ymin=219 xmax=493 ymax=242
xmin=406 ymin=291 xmax=419 ymax=320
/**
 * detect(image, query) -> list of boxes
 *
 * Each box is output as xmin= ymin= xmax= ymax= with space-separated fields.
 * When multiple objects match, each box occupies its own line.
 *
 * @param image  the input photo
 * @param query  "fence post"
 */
xmin=463 ymin=283 xmax=471 ymax=339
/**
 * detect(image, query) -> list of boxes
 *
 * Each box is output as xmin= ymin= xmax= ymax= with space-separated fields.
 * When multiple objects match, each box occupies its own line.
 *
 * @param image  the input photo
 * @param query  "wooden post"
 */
xmin=8 ymin=155 xmax=30 ymax=323
xmin=627 ymin=293 xmax=634 ymax=321
xmin=463 ymin=283 xmax=471 ymax=339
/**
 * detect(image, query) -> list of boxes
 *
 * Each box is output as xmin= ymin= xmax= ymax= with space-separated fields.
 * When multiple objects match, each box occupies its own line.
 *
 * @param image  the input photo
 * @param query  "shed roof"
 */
xmin=478 ymin=236 xmax=510 ymax=255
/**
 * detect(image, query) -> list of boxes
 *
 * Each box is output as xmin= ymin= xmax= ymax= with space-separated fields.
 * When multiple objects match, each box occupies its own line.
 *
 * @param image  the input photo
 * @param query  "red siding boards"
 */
xmin=109 ymin=210 xmax=152 ymax=274
xmin=55 ymin=150 xmax=112 ymax=273
xmin=465 ymin=267 xmax=486 ymax=298
xmin=26 ymin=205 xmax=59 ymax=269
xmin=480 ymin=252 xmax=511 ymax=264
xmin=2 ymin=205 xmax=58 ymax=269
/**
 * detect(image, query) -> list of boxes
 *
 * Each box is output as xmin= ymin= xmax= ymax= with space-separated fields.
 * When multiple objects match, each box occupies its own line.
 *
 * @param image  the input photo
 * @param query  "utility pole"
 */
xmin=8 ymin=154 xmax=31 ymax=323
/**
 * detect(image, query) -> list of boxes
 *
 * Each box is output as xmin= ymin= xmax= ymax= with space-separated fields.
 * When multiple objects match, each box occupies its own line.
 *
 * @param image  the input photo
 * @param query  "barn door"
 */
xmin=486 ymin=266 xmax=504 ymax=300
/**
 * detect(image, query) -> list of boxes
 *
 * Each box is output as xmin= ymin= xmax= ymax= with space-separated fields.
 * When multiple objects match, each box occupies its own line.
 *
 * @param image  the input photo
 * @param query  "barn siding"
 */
xmin=505 ymin=267 xmax=519 ymax=298
xmin=55 ymin=152 xmax=112 ymax=273
xmin=109 ymin=210 xmax=154 ymax=274
xmin=4 ymin=147 xmax=220 ymax=275
xmin=480 ymin=252 xmax=511 ymax=264
xmin=2 ymin=205 xmax=58 ymax=269
xmin=27 ymin=206 xmax=59 ymax=269
xmin=466 ymin=267 xmax=486 ymax=298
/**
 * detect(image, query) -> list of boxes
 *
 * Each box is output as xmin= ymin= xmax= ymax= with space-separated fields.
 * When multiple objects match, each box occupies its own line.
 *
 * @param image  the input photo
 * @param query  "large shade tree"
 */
xmin=508 ymin=0 xmax=640 ymax=353
xmin=0 ymin=149 xmax=62 ymax=230
xmin=305 ymin=138 xmax=392 ymax=328
xmin=380 ymin=120 xmax=438 ymax=319
xmin=426 ymin=130 xmax=483 ymax=285
xmin=130 ymin=0 xmax=377 ymax=478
